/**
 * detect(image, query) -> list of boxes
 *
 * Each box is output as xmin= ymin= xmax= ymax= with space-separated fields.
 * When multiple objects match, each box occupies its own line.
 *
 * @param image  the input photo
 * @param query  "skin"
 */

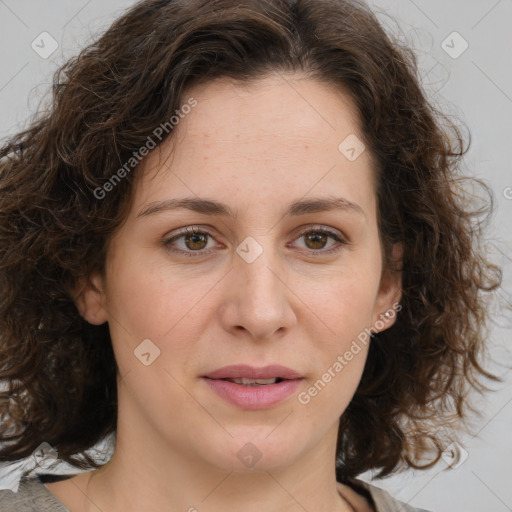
xmin=46 ymin=72 xmax=402 ymax=512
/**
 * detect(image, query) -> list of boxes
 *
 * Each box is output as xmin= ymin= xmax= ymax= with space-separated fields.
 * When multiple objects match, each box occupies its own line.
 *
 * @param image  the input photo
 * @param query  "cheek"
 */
xmin=297 ymin=342 xmax=369 ymax=430
xmin=103 ymin=249 xmax=220 ymax=376
xmin=295 ymin=261 xmax=381 ymax=345
xmin=104 ymin=248 xmax=187 ymax=335
xmin=291 ymin=257 xmax=378 ymax=406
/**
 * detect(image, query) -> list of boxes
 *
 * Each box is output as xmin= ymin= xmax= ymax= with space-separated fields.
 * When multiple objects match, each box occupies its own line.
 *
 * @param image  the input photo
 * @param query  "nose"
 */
xmin=219 ymin=242 xmax=297 ymax=341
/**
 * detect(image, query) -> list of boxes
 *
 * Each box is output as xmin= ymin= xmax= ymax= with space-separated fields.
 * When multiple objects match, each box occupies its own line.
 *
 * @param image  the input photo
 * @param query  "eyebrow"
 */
xmin=136 ymin=196 xmax=366 ymax=220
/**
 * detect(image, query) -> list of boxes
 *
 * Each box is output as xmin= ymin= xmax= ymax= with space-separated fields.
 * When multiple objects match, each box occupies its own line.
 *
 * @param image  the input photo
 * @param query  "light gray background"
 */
xmin=0 ymin=1 xmax=511 ymax=511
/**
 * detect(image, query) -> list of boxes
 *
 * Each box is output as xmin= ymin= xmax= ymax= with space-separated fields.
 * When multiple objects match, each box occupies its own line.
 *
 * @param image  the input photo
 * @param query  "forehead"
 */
xmin=135 ymin=73 xmax=375 ymax=213
xmin=179 ymin=73 xmax=362 ymax=145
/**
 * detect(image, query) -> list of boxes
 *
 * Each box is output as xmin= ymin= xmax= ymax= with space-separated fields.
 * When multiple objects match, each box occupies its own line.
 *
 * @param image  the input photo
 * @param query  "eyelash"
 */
xmin=163 ymin=226 xmax=348 ymax=258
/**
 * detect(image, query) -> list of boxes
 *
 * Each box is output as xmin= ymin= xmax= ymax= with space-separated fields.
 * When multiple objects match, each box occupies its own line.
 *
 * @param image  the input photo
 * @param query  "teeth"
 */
xmin=229 ymin=377 xmax=278 ymax=385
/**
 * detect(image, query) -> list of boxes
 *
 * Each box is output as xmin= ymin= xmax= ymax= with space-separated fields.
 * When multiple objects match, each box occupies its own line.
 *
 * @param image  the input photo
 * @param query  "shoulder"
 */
xmin=0 ymin=474 xmax=70 ymax=512
xmin=351 ymin=478 xmax=434 ymax=512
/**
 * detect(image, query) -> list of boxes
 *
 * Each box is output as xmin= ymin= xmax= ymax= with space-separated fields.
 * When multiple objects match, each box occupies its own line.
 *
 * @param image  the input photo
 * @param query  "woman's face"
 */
xmin=79 ymin=73 xmax=402 ymax=473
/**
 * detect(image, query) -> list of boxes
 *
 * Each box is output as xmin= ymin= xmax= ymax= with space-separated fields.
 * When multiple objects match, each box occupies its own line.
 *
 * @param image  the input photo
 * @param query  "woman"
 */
xmin=0 ymin=0 xmax=502 ymax=510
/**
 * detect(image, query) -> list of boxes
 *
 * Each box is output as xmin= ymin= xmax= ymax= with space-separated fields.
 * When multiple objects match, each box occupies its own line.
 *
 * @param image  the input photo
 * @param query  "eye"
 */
xmin=291 ymin=226 xmax=348 ymax=255
xmin=164 ymin=227 xmax=216 ymax=257
xmin=163 ymin=225 xmax=348 ymax=257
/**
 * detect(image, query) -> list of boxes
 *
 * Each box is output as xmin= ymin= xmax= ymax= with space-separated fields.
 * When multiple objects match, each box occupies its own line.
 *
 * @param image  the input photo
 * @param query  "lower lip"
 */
xmin=202 ymin=378 xmax=303 ymax=410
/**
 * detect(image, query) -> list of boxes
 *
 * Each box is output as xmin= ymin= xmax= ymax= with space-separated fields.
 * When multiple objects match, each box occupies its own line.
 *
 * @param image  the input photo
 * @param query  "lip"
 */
xmin=202 ymin=377 xmax=303 ymax=410
xmin=201 ymin=364 xmax=304 ymax=410
xmin=202 ymin=364 xmax=303 ymax=380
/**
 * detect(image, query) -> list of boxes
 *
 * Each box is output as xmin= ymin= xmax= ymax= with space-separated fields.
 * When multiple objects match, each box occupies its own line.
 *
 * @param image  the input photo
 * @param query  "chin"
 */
xmin=199 ymin=437 xmax=299 ymax=474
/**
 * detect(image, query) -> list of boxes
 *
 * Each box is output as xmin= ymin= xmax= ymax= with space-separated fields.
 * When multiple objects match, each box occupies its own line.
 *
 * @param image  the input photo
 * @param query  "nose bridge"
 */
xmin=227 ymin=234 xmax=293 ymax=335
xmin=236 ymin=235 xmax=281 ymax=303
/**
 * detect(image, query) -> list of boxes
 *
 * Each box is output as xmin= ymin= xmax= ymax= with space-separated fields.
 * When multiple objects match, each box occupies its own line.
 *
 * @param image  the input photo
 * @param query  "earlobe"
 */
xmin=73 ymin=272 xmax=108 ymax=325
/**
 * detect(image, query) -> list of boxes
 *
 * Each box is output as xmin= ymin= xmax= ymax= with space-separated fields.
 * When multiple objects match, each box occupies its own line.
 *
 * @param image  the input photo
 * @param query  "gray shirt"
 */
xmin=0 ymin=474 xmax=433 ymax=511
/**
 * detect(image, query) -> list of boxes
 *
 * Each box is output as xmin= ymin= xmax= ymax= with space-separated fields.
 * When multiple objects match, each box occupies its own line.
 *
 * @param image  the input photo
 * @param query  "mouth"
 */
xmin=201 ymin=365 xmax=304 ymax=409
xmin=205 ymin=376 xmax=288 ymax=386
xmin=202 ymin=364 xmax=303 ymax=381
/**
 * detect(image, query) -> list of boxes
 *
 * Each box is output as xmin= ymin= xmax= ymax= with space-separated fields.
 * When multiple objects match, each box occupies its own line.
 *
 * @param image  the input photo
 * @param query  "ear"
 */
xmin=73 ymin=271 xmax=108 ymax=325
xmin=372 ymin=242 xmax=403 ymax=332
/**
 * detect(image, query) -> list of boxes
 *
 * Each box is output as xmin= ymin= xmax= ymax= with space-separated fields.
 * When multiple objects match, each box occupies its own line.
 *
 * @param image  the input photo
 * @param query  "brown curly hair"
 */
xmin=0 ymin=0 xmax=503 ymax=483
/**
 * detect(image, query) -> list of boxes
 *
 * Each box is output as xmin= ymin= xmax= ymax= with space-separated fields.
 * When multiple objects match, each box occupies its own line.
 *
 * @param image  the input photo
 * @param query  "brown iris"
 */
xmin=304 ymin=232 xmax=328 ymax=250
xmin=184 ymin=231 xmax=208 ymax=251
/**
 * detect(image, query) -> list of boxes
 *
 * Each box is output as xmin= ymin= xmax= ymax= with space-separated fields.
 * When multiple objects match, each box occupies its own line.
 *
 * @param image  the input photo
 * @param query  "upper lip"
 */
xmin=203 ymin=364 xmax=303 ymax=380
